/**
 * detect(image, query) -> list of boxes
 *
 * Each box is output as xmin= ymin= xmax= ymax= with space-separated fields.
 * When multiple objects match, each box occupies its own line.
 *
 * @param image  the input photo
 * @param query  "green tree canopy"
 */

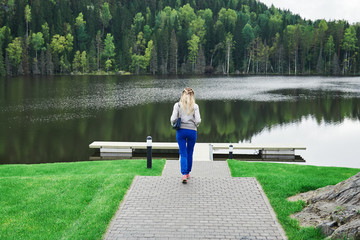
xmin=188 ymin=34 xmax=200 ymax=66
xmin=179 ymin=4 xmax=196 ymax=28
xmin=2 ymin=0 xmax=360 ymax=75
xmin=6 ymin=37 xmax=23 ymax=68
xmin=100 ymin=2 xmax=112 ymax=35
xmin=342 ymin=26 xmax=358 ymax=52
xmin=31 ymin=32 xmax=45 ymax=58
xmin=75 ymin=12 xmax=88 ymax=51
xmin=216 ymin=8 xmax=237 ymax=33
xmin=24 ymin=4 xmax=31 ymax=39
xmin=103 ymin=33 xmax=115 ymax=60
xmin=50 ymin=34 xmax=73 ymax=54
xmin=242 ymin=23 xmax=255 ymax=48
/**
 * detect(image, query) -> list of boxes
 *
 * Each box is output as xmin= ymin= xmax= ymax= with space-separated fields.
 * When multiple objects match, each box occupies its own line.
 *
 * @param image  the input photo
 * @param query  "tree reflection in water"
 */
xmin=1 ymin=76 xmax=360 ymax=165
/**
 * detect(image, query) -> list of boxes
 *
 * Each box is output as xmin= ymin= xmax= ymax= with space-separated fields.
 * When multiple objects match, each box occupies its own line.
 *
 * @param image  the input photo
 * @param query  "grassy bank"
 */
xmin=0 ymin=160 xmax=165 ymax=240
xmin=227 ymin=160 xmax=359 ymax=240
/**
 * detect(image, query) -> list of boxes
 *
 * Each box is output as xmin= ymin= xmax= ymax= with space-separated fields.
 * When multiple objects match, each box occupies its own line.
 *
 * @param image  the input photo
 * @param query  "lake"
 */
xmin=1 ymin=75 xmax=360 ymax=168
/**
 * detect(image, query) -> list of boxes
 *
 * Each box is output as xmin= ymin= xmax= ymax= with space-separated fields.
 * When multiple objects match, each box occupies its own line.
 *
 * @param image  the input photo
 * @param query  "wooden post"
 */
xmin=147 ymin=136 xmax=152 ymax=168
xmin=229 ymin=145 xmax=233 ymax=159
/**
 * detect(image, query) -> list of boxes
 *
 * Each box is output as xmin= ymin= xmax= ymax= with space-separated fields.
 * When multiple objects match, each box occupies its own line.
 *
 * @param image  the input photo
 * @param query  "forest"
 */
xmin=0 ymin=0 xmax=359 ymax=76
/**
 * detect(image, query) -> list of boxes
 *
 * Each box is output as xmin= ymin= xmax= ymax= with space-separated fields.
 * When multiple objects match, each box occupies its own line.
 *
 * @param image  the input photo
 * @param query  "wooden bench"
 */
xmin=90 ymin=141 xmax=306 ymax=161
xmin=89 ymin=141 xmax=179 ymax=158
xmin=211 ymin=143 xmax=306 ymax=160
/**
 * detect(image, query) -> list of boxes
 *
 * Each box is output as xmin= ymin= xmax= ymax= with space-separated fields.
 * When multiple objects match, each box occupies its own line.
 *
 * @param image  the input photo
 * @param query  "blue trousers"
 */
xmin=176 ymin=129 xmax=197 ymax=175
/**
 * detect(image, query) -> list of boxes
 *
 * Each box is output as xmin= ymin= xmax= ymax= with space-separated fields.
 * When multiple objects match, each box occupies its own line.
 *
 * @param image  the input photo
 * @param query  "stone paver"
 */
xmin=103 ymin=161 xmax=287 ymax=240
xmin=162 ymin=160 xmax=231 ymax=178
xmin=192 ymin=143 xmax=212 ymax=161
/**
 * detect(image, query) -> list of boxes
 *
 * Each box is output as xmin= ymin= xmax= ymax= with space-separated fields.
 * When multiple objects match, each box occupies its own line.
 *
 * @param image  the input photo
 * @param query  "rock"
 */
xmin=116 ymin=71 xmax=131 ymax=75
xmin=289 ymin=172 xmax=360 ymax=239
xmin=317 ymin=221 xmax=337 ymax=236
xmin=331 ymin=218 xmax=360 ymax=239
xmin=331 ymin=207 xmax=358 ymax=225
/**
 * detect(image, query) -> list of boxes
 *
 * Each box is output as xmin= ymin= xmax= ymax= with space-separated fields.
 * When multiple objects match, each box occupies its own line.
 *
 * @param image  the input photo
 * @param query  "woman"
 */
xmin=170 ymin=87 xmax=201 ymax=183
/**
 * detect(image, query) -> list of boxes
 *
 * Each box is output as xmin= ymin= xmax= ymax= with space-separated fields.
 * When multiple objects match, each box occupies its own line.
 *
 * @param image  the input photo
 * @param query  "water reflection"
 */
xmin=249 ymin=118 xmax=360 ymax=168
xmin=0 ymin=75 xmax=360 ymax=166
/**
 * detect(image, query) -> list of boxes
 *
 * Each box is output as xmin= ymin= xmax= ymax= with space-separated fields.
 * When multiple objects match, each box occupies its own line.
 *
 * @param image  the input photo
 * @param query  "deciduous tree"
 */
xmin=324 ymin=35 xmax=335 ymax=73
xmin=100 ymin=3 xmax=112 ymax=36
xmin=80 ymin=51 xmax=88 ymax=73
xmin=31 ymin=32 xmax=45 ymax=59
xmin=24 ymin=5 xmax=31 ymax=40
xmin=284 ymin=24 xmax=301 ymax=75
xmin=103 ymin=33 xmax=115 ymax=61
xmin=6 ymin=37 xmax=23 ymax=71
xmin=187 ymin=34 xmax=200 ymax=71
xmin=75 ymin=12 xmax=88 ymax=51
xmin=73 ymin=50 xmax=81 ymax=72
xmin=341 ymin=26 xmax=358 ymax=74
xmin=224 ymin=32 xmax=234 ymax=75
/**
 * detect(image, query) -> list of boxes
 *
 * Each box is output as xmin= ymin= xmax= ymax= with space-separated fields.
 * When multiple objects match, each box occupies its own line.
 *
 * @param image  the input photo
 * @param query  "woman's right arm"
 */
xmin=170 ymin=103 xmax=179 ymax=125
xmin=194 ymin=104 xmax=201 ymax=127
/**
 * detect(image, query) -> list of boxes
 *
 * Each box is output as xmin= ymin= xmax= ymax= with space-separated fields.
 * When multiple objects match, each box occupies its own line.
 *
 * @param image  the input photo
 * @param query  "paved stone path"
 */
xmin=161 ymin=161 xmax=231 ymax=177
xmin=103 ymin=161 xmax=287 ymax=240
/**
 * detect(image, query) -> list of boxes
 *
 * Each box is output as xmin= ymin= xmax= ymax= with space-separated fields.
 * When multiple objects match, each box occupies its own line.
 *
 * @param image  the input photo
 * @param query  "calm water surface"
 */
xmin=0 ymin=75 xmax=360 ymax=168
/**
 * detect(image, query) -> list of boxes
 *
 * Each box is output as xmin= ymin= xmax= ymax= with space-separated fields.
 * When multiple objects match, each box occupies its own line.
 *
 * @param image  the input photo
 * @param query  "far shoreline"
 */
xmin=2 ymin=72 xmax=360 ymax=78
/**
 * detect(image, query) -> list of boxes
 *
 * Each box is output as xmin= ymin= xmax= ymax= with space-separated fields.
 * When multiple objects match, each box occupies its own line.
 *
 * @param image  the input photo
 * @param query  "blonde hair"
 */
xmin=180 ymin=87 xmax=195 ymax=115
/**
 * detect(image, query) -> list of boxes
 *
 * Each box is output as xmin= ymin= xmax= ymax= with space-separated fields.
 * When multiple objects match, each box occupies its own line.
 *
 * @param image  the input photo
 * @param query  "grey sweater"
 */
xmin=170 ymin=103 xmax=201 ymax=131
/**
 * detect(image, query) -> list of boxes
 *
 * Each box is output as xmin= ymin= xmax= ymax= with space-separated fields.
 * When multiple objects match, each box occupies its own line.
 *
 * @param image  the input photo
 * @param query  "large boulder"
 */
xmin=288 ymin=172 xmax=360 ymax=239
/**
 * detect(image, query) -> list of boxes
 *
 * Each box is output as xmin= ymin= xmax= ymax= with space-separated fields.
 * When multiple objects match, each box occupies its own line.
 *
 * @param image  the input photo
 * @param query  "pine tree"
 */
xmin=158 ymin=27 xmax=169 ymax=74
xmin=332 ymin=53 xmax=341 ymax=75
xmin=169 ymin=30 xmax=178 ymax=74
xmin=72 ymin=51 xmax=81 ymax=73
xmin=45 ymin=48 xmax=54 ymax=75
xmin=195 ymin=45 xmax=205 ymax=74
xmin=23 ymin=48 xmax=30 ymax=75
xmin=80 ymin=51 xmax=88 ymax=73
xmin=88 ymin=40 xmax=97 ymax=72
xmin=5 ymin=53 xmax=11 ymax=75
xmin=0 ymin=48 xmax=5 ymax=76
xmin=150 ymin=43 xmax=157 ymax=75
xmin=316 ymin=49 xmax=323 ymax=74
xmin=95 ymin=31 xmax=102 ymax=71
xmin=75 ymin=13 xmax=88 ymax=51
xmin=17 ymin=61 xmax=24 ymax=75
xmin=40 ymin=50 xmax=46 ymax=75
xmin=270 ymin=33 xmax=284 ymax=74
xmin=32 ymin=58 xmax=40 ymax=75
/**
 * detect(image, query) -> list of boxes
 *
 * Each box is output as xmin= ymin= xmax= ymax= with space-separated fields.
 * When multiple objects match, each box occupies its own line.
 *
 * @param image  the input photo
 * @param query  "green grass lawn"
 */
xmin=227 ymin=160 xmax=360 ymax=240
xmin=0 ymin=159 xmax=165 ymax=240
